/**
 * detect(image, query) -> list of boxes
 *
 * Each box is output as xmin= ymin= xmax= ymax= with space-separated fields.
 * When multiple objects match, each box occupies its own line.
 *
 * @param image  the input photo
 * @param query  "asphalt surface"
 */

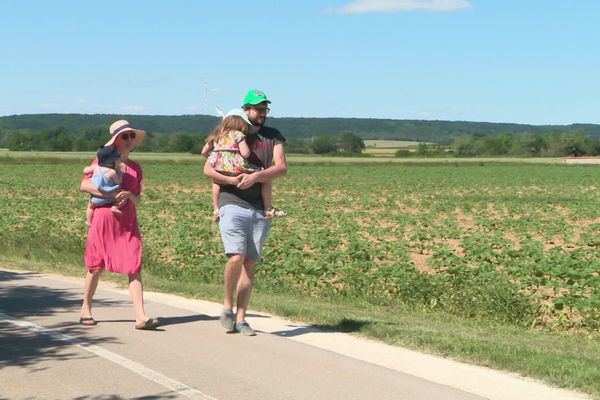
xmin=0 ymin=267 xmax=590 ymax=400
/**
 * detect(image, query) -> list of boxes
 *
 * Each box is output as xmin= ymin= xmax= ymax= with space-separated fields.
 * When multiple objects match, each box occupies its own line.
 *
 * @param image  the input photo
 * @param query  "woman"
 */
xmin=79 ymin=119 xmax=159 ymax=330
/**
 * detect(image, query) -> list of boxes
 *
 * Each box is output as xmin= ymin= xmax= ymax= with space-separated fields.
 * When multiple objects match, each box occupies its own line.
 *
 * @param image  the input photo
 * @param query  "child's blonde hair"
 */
xmin=205 ymin=116 xmax=249 ymax=145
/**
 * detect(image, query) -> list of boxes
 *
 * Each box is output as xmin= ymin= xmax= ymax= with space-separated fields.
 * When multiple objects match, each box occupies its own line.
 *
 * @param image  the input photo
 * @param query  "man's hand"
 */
xmin=237 ymin=173 xmax=259 ymax=189
xmin=228 ymin=175 xmax=243 ymax=186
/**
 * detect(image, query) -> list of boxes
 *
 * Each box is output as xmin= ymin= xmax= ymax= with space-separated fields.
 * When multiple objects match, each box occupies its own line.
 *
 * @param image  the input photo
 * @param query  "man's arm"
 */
xmin=203 ymin=160 xmax=242 ymax=186
xmin=237 ymin=143 xmax=287 ymax=189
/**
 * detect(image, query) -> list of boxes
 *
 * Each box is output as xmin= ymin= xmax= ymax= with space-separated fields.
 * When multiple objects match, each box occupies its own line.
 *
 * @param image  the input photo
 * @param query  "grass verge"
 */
xmin=1 ymin=255 xmax=598 ymax=398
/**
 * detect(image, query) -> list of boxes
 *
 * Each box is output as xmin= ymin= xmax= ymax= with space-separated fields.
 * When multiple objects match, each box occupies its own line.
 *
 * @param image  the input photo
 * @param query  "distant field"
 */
xmin=363 ymin=140 xmax=432 ymax=157
xmin=0 ymin=149 xmax=567 ymax=165
xmin=364 ymin=140 xmax=424 ymax=148
xmin=362 ymin=148 xmax=399 ymax=156
xmin=0 ymin=149 xmax=566 ymax=165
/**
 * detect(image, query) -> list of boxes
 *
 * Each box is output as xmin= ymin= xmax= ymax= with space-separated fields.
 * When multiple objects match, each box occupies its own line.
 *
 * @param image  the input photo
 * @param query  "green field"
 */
xmin=1 ymin=152 xmax=599 ymax=397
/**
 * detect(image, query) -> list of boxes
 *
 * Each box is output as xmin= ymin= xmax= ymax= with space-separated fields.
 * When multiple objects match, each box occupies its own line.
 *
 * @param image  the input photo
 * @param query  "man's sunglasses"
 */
xmin=252 ymin=106 xmax=270 ymax=114
xmin=121 ymin=132 xmax=136 ymax=140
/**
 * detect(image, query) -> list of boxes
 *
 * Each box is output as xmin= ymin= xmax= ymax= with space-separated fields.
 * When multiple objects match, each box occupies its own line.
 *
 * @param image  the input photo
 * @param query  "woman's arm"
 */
xmin=237 ymin=143 xmax=287 ymax=189
xmin=80 ymin=176 xmax=118 ymax=198
xmin=114 ymin=190 xmax=140 ymax=208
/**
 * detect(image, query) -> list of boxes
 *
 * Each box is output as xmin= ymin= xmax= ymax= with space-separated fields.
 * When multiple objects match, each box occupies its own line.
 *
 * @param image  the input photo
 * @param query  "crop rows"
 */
xmin=1 ymin=159 xmax=598 ymax=332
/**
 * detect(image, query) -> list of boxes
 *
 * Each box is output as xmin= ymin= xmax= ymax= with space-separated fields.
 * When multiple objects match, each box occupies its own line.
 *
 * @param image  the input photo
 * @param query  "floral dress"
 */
xmin=207 ymin=130 xmax=259 ymax=175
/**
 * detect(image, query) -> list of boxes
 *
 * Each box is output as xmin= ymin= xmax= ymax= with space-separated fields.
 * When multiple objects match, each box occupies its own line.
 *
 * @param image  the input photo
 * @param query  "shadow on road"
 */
xmin=0 ymin=322 xmax=119 ymax=369
xmin=0 ymin=269 xmax=123 ymax=368
xmin=71 ymin=392 xmax=179 ymax=399
xmin=0 ymin=271 xmax=124 ymax=319
xmin=271 ymin=318 xmax=374 ymax=338
xmin=158 ymin=314 xmax=217 ymax=326
xmin=0 ymin=269 xmax=30 ymax=282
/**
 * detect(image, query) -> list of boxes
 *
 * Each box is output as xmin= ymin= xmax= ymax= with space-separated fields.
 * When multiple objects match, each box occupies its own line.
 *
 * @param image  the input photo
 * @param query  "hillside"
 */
xmin=1 ymin=113 xmax=600 ymax=143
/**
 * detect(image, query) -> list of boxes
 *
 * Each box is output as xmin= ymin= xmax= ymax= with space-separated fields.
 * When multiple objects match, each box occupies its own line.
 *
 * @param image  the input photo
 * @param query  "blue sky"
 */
xmin=1 ymin=0 xmax=599 ymax=125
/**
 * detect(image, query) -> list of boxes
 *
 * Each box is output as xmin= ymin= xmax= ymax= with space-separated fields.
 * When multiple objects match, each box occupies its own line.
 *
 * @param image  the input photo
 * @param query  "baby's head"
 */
xmin=97 ymin=146 xmax=122 ymax=168
xmin=222 ymin=108 xmax=253 ymax=134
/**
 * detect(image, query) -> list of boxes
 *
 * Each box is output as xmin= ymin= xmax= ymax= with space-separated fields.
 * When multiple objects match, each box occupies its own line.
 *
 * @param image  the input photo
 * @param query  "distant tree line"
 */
xmin=1 ymin=114 xmax=600 ymax=157
xmin=0 ymin=126 xmax=366 ymax=155
xmin=2 ymin=113 xmax=600 ymax=144
xmin=0 ymin=126 xmax=207 ymax=153
xmin=397 ymin=130 xmax=600 ymax=158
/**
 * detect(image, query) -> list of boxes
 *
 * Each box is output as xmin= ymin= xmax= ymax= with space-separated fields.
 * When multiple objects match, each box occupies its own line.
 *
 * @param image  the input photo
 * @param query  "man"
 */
xmin=203 ymin=89 xmax=287 ymax=335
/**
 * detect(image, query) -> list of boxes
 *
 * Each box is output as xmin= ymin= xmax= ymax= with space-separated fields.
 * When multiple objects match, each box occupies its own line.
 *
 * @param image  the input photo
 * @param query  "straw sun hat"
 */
xmin=105 ymin=120 xmax=146 ymax=148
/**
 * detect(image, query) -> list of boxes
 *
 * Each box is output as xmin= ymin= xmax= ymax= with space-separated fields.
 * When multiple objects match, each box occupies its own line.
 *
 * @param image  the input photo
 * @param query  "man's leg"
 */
xmin=220 ymin=254 xmax=244 ymax=332
xmin=235 ymin=259 xmax=256 ymax=323
xmin=218 ymin=205 xmax=250 ymax=332
xmin=232 ymin=210 xmax=270 ymax=335
xmin=223 ymin=254 xmax=244 ymax=310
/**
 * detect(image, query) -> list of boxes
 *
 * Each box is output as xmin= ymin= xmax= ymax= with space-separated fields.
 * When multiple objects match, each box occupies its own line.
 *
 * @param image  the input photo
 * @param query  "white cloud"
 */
xmin=327 ymin=0 xmax=471 ymax=14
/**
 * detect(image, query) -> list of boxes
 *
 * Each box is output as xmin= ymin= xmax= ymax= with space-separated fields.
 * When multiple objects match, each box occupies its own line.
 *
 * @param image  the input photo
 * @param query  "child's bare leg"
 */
xmin=262 ymin=183 xmax=286 ymax=218
xmin=212 ymin=183 xmax=220 ymax=221
xmin=262 ymin=182 xmax=273 ymax=212
xmin=86 ymin=202 xmax=94 ymax=226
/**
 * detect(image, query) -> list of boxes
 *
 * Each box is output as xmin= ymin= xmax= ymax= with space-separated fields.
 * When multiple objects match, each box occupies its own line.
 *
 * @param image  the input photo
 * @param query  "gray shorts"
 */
xmin=218 ymin=204 xmax=271 ymax=262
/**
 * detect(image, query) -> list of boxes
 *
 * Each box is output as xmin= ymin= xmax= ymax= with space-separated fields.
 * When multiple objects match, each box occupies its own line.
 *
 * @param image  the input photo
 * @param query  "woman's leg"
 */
xmin=81 ymin=269 xmax=102 ymax=317
xmin=128 ymin=271 xmax=150 ymax=325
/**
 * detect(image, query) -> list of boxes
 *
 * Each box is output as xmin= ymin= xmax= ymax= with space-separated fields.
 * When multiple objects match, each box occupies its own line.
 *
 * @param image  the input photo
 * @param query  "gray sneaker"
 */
xmin=235 ymin=320 xmax=256 ymax=336
xmin=219 ymin=309 xmax=235 ymax=332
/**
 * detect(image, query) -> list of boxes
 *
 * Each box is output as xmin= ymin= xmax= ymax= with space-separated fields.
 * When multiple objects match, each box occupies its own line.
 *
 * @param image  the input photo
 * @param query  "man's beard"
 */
xmin=252 ymin=116 xmax=266 ymax=127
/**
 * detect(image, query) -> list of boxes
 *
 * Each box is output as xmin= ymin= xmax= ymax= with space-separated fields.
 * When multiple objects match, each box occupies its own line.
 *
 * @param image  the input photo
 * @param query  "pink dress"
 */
xmin=85 ymin=159 xmax=143 ymax=275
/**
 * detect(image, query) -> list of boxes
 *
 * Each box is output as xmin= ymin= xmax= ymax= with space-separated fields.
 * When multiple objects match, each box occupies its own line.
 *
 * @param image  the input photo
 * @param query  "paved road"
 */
xmin=0 ymin=268 xmax=590 ymax=400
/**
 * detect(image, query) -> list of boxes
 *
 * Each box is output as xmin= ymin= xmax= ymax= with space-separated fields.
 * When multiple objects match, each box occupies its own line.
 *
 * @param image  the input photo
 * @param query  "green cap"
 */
xmin=242 ymin=89 xmax=271 ymax=106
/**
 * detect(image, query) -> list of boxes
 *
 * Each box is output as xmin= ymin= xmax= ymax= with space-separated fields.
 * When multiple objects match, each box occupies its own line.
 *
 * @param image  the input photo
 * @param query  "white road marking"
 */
xmin=0 ymin=312 xmax=216 ymax=400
